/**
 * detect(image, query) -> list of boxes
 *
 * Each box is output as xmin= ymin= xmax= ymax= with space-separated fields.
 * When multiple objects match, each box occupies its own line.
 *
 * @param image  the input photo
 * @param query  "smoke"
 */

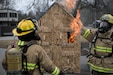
xmin=57 ymin=0 xmax=66 ymax=6
xmin=57 ymin=0 xmax=76 ymax=13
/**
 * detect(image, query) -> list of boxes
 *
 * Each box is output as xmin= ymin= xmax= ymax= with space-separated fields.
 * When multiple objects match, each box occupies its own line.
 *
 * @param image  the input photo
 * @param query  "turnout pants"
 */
xmin=92 ymin=70 xmax=113 ymax=75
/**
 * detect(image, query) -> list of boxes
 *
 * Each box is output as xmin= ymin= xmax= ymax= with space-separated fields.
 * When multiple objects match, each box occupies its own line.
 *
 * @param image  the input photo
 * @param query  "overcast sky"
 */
xmin=12 ymin=0 xmax=35 ymax=12
xmin=9 ymin=0 xmax=56 ymax=14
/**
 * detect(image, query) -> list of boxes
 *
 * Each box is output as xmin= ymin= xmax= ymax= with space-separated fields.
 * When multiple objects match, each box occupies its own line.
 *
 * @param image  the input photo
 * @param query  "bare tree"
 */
xmin=0 ymin=0 xmax=4 ymax=4
xmin=79 ymin=0 xmax=113 ymax=27
xmin=2 ymin=0 xmax=113 ymax=24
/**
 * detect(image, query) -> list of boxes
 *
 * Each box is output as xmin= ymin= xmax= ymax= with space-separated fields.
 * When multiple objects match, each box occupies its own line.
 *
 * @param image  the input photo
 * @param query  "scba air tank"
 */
xmin=7 ymin=48 xmax=22 ymax=75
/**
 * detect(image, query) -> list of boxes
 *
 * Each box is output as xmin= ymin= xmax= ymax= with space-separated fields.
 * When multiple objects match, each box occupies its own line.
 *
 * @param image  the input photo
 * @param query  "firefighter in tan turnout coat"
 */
xmin=81 ymin=14 xmax=113 ymax=75
xmin=2 ymin=18 xmax=64 ymax=75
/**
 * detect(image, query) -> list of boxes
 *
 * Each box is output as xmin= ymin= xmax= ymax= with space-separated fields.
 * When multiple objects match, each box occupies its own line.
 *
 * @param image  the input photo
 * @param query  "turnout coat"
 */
xmin=81 ymin=26 xmax=113 ymax=73
xmin=2 ymin=40 xmax=60 ymax=75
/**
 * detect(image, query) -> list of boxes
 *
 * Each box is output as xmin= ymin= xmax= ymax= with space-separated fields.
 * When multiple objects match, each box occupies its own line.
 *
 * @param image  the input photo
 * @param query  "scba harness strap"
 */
xmin=89 ymin=31 xmax=113 ymax=58
xmin=18 ymin=40 xmax=38 ymax=75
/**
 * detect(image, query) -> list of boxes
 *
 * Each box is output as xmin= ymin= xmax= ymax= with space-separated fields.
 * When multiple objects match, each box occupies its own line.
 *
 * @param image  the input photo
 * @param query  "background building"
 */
xmin=0 ymin=9 xmax=19 ymax=36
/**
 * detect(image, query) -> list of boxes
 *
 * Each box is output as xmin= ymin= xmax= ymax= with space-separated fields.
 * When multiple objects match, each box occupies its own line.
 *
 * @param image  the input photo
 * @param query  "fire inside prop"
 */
xmin=68 ymin=9 xmax=82 ymax=43
xmin=65 ymin=0 xmax=82 ymax=43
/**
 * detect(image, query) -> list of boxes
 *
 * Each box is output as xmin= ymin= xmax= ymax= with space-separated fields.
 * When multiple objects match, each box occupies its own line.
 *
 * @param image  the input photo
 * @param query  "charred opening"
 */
xmin=67 ymin=32 xmax=71 ymax=39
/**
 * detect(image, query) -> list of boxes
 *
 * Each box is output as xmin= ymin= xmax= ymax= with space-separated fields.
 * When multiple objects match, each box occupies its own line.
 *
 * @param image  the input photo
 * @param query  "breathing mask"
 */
xmin=98 ymin=21 xmax=112 ymax=33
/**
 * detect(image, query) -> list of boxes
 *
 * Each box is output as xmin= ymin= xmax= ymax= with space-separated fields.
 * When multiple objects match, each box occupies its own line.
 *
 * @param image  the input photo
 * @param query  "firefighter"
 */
xmin=81 ymin=14 xmax=113 ymax=75
xmin=2 ymin=18 xmax=64 ymax=75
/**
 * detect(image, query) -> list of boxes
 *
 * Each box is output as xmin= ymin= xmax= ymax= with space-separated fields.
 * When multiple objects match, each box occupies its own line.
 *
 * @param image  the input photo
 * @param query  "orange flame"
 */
xmin=65 ymin=0 xmax=83 ymax=43
xmin=68 ymin=9 xmax=82 ymax=43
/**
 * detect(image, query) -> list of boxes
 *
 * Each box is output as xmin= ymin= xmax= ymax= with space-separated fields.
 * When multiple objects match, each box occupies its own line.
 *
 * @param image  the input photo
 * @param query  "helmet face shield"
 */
xmin=99 ymin=21 xmax=108 ymax=28
xmin=16 ymin=28 xmax=34 ymax=33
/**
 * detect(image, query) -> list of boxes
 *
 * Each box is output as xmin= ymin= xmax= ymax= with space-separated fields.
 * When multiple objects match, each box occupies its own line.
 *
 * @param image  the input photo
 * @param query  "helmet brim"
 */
xmin=12 ymin=28 xmax=34 ymax=36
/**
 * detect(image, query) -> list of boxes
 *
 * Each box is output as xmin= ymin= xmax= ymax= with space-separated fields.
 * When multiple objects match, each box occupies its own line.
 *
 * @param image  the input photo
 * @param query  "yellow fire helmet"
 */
xmin=12 ymin=19 xmax=36 ymax=36
xmin=100 ymin=14 xmax=113 ymax=24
